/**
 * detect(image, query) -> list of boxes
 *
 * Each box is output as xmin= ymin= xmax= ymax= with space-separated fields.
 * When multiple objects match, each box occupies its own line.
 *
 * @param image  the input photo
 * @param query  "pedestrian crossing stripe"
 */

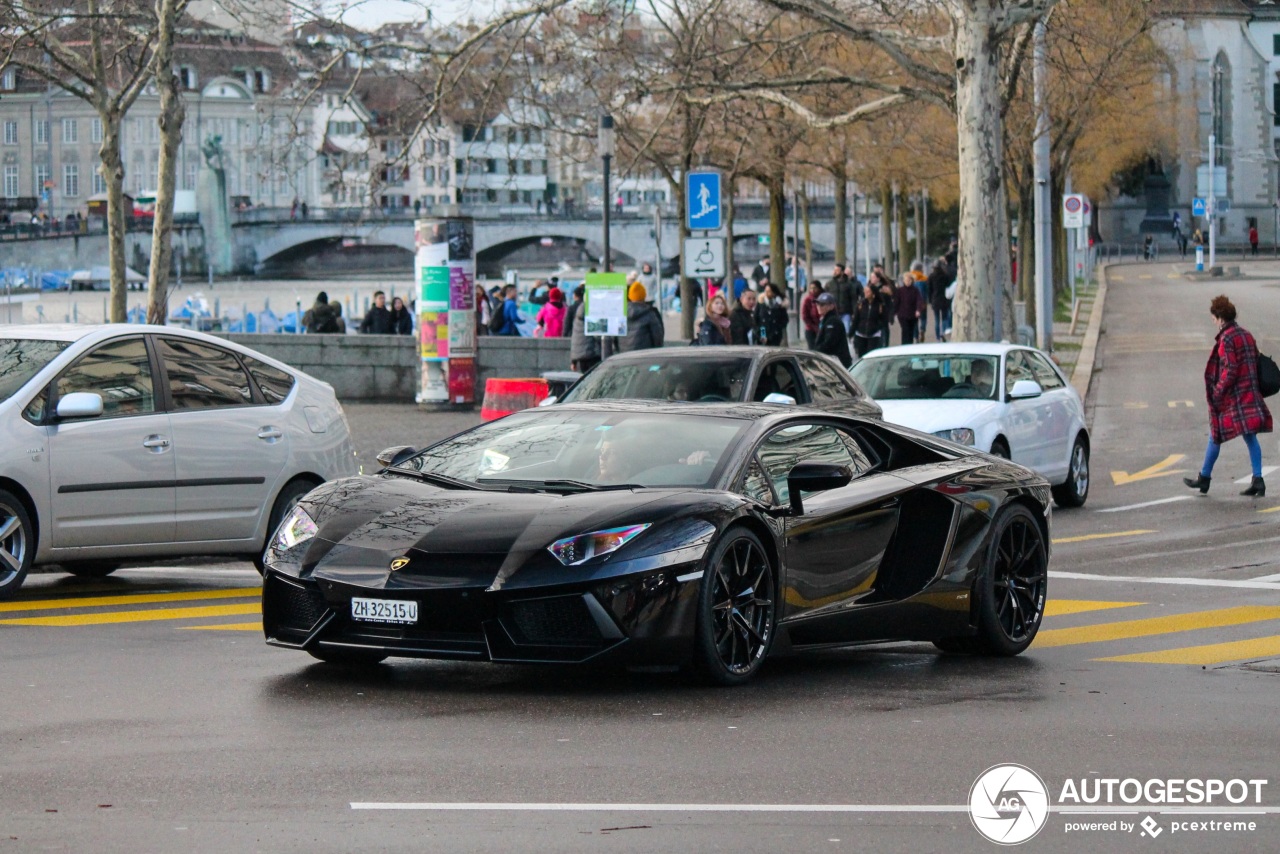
xmin=1043 ymin=599 xmax=1144 ymax=617
xmin=0 ymin=587 xmax=261 ymax=613
xmin=0 ymin=602 xmax=261 ymax=627
xmin=1035 ymin=606 xmax=1280 ymax=649
xmin=1096 ymin=635 xmax=1280 ymax=665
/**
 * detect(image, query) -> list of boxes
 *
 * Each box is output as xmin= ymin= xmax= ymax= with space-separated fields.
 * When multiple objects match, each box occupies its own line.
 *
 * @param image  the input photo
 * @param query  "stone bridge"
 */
xmin=230 ymin=213 xmax=855 ymax=275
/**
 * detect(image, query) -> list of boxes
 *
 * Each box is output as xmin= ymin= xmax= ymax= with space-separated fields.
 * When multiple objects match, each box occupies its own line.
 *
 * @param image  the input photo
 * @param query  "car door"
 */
xmin=754 ymin=422 xmax=908 ymax=621
xmin=156 ymin=336 xmax=289 ymax=543
xmin=1001 ymin=350 xmax=1046 ymax=469
xmin=795 ymin=354 xmax=873 ymax=417
xmin=1023 ymin=349 xmax=1075 ymax=481
xmin=45 ymin=336 xmax=176 ymax=548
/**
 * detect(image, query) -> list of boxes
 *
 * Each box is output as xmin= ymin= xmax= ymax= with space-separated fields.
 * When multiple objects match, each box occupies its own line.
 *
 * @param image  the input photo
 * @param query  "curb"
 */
xmin=1070 ymin=266 xmax=1108 ymax=404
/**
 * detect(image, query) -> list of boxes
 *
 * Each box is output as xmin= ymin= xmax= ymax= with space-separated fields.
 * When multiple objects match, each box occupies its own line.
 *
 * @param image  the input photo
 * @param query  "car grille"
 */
xmin=506 ymin=595 xmax=601 ymax=646
xmin=268 ymin=577 xmax=330 ymax=633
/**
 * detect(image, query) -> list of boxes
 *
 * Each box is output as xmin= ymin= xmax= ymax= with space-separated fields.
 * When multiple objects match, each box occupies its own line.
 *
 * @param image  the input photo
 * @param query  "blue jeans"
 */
xmin=933 ymin=307 xmax=951 ymax=340
xmin=1201 ymin=434 xmax=1263 ymax=478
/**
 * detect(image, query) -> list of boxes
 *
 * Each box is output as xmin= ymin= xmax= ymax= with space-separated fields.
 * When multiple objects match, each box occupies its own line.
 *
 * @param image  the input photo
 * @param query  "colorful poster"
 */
xmin=420 ymin=265 xmax=450 ymax=309
xmin=448 ymin=308 xmax=474 ymax=356
xmin=584 ymin=271 xmax=629 ymax=337
xmin=420 ymin=311 xmax=449 ymax=360
xmin=449 ymin=265 xmax=475 ymax=310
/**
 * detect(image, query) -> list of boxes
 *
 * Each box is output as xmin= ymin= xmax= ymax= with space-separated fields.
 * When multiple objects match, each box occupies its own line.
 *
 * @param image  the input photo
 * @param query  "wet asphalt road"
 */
xmin=4 ymin=261 xmax=1280 ymax=852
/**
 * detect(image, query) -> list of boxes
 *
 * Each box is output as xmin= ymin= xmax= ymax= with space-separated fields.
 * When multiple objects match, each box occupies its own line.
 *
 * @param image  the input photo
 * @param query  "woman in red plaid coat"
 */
xmin=1184 ymin=295 xmax=1272 ymax=496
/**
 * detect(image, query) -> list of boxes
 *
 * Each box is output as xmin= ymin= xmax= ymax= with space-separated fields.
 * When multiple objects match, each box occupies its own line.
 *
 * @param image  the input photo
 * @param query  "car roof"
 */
xmin=602 ymin=346 xmax=813 ymax=362
xmin=0 ymin=323 xmax=105 ymax=342
xmin=859 ymin=342 xmax=1038 ymax=358
xmin=548 ymin=398 xmax=832 ymax=422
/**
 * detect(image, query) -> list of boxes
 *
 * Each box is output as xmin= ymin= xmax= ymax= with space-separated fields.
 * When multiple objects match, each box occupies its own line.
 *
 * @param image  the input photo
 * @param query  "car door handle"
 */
xmin=142 ymin=435 xmax=171 ymax=449
xmin=257 ymin=427 xmax=284 ymax=441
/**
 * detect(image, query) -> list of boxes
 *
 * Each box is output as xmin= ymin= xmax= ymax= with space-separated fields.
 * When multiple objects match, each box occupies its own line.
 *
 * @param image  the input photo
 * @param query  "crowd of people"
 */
xmin=302 ymin=289 xmax=414 ymax=335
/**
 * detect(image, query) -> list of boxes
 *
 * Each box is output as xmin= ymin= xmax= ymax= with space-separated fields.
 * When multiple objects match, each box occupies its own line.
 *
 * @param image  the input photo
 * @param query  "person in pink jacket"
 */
xmin=536 ymin=286 xmax=567 ymax=337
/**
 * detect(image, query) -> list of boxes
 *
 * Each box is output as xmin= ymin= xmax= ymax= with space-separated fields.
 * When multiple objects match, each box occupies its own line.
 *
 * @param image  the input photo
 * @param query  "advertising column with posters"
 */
xmin=414 ymin=217 xmax=477 ymax=405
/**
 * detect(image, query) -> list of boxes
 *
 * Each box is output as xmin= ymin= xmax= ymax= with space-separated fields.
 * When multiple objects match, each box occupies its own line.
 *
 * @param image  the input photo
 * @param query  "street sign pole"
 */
xmin=653 ymin=207 xmax=663 ymax=312
xmin=1208 ymin=133 xmax=1216 ymax=270
xmin=1032 ymin=17 xmax=1052 ymax=351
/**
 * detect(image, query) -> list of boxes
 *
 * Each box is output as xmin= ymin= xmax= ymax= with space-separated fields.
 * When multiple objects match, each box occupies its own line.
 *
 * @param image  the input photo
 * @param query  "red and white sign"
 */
xmin=1063 ymin=194 xmax=1085 ymax=229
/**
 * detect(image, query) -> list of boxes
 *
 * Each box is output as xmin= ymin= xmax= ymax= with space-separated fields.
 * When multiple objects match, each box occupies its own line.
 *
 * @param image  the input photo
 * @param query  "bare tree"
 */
xmin=146 ymin=0 xmax=191 ymax=324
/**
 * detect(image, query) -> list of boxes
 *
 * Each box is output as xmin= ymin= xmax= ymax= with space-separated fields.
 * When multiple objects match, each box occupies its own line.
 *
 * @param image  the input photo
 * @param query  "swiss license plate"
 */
xmin=351 ymin=597 xmax=418 ymax=625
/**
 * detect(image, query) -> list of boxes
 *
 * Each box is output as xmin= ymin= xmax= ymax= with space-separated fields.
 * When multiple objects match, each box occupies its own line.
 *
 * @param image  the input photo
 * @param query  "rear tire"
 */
xmin=1051 ymin=436 xmax=1090 ymax=508
xmin=62 ymin=561 xmax=121 ymax=578
xmin=308 ymin=648 xmax=388 ymax=666
xmin=254 ymin=479 xmax=319 ymax=573
xmin=0 ymin=489 xmax=34 ymax=600
xmin=972 ymin=505 xmax=1047 ymax=656
xmin=692 ymin=527 xmax=777 ymax=686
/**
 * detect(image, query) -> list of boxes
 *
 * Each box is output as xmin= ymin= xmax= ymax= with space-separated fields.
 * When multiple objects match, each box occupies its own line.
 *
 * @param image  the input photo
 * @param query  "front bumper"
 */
xmin=262 ymin=560 xmax=704 ymax=666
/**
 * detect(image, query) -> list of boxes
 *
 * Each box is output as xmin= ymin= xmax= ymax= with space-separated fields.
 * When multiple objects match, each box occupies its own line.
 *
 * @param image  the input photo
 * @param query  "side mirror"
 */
xmin=55 ymin=392 xmax=104 ymax=420
xmin=537 ymin=395 xmax=557 ymax=407
xmin=762 ymin=392 xmax=797 ymax=405
xmin=1008 ymin=380 xmax=1043 ymax=400
xmin=376 ymin=445 xmax=417 ymax=467
xmin=786 ymin=461 xmax=853 ymax=516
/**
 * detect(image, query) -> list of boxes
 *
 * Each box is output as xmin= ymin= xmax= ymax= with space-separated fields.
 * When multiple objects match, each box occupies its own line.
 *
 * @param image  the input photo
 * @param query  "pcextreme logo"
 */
xmin=969 ymin=764 xmax=1051 ymax=845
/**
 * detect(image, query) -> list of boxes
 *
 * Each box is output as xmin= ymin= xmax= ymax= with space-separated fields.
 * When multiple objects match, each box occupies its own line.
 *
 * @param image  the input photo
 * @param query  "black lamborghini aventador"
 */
xmin=262 ymin=401 xmax=1052 ymax=684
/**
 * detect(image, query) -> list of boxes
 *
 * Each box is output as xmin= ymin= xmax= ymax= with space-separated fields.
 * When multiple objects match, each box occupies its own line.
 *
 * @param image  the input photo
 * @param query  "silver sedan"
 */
xmin=0 ymin=324 xmax=357 ymax=597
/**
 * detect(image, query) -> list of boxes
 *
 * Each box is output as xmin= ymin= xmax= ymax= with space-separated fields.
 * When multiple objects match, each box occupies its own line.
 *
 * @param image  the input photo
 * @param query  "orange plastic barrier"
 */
xmin=480 ymin=377 xmax=549 ymax=421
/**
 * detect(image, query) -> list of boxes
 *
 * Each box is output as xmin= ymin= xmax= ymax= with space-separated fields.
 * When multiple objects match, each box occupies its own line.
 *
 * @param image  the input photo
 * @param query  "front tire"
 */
xmin=0 ymin=490 xmax=34 ymax=599
xmin=692 ymin=527 xmax=777 ymax=686
xmin=1052 ymin=435 xmax=1090 ymax=508
xmin=989 ymin=437 xmax=1011 ymax=460
xmin=973 ymin=505 xmax=1048 ymax=656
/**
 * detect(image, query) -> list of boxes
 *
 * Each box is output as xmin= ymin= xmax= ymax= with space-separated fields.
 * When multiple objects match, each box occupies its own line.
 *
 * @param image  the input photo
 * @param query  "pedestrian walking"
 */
xmin=1183 ymin=295 xmax=1272 ymax=497
xmin=359 ymin=290 xmax=394 ymax=334
xmin=390 ymin=297 xmax=413 ymax=335
xmin=926 ymin=260 xmax=952 ymax=341
xmin=494 ymin=285 xmax=523 ymax=336
xmin=620 ymin=282 xmax=664 ymax=352
xmin=330 ymin=301 xmax=348 ymax=334
xmin=894 ymin=273 xmax=924 ymax=345
xmin=302 ymin=291 xmax=340 ymax=334
xmin=801 ymin=281 xmax=823 ymax=349
xmin=813 ymin=293 xmax=852 ymax=367
xmin=729 ymin=289 xmax=759 ymax=345
xmin=851 ymin=282 xmax=885 ymax=357
xmin=696 ymin=293 xmax=731 ymax=346
xmin=1249 ymin=224 xmax=1259 ymax=256
xmin=569 ymin=285 xmax=601 ymax=371
xmin=475 ymin=283 xmax=493 ymax=335
xmin=1143 ymin=234 xmax=1154 ymax=261
xmin=757 ymin=282 xmax=789 ymax=346
xmin=535 ymin=286 xmax=567 ymax=338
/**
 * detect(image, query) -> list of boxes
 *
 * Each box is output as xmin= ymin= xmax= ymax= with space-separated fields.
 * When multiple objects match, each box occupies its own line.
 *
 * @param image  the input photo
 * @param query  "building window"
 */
xmin=1 ymin=69 xmax=15 ymax=90
xmin=3 ymin=121 xmax=16 ymax=146
xmin=35 ymin=120 xmax=48 ymax=145
xmin=423 ymin=165 xmax=435 ymax=184
xmin=92 ymin=171 xmax=106 ymax=195
xmin=1274 ymin=34 xmax=1280 ymax=56
xmin=34 ymin=163 xmax=50 ymax=196
xmin=184 ymin=161 xmax=197 ymax=191
xmin=439 ymin=140 xmax=449 ymax=156
xmin=131 ymin=118 xmax=142 ymax=143
xmin=253 ymin=69 xmax=269 ymax=93
xmin=3 ymin=166 xmax=18 ymax=198
xmin=423 ymin=139 xmax=434 ymax=156
xmin=63 ymin=164 xmax=79 ymax=197
xmin=62 ymin=118 xmax=78 ymax=144
xmin=91 ymin=117 xmax=102 ymax=143
xmin=179 ymin=66 xmax=197 ymax=90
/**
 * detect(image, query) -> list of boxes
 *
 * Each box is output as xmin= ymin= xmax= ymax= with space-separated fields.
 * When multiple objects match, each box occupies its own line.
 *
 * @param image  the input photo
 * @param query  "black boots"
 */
xmin=1183 ymin=474 xmax=1211 ymax=494
xmin=1241 ymin=477 xmax=1266 ymax=497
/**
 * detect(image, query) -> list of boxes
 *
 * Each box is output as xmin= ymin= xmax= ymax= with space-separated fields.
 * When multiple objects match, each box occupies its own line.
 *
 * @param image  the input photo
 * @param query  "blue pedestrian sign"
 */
xmin=686 ymin=171 xmax=722 ymax=231
xmin=1192 ymin=198 xmax=1206 ymax=217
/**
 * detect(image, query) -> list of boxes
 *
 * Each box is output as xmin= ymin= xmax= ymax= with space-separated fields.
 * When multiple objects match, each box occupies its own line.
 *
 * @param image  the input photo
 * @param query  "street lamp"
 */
xmin=599 ymin=114 xmax=615 ymax=272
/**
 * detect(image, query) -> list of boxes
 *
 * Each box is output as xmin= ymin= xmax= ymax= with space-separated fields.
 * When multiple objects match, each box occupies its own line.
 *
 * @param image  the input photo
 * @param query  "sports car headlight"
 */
xmin=274 ymin=505 xmax=319 ymax=551
xmin=548 ymin=524 xmax=651 ymax=566
xmin=933 ymin=428 xmax=976 ymax=445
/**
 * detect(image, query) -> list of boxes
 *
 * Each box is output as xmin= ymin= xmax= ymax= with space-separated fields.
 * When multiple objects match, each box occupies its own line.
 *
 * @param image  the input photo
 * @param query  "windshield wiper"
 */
xmin=536 ymin=479 xmax=649 ymax=492
xmin=390 ymin=469 xmax=482 ymax=490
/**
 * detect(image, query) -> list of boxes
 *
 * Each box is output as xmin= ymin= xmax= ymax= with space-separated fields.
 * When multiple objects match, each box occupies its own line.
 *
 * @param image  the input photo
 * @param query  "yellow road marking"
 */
xmin=182 ymin=622 xmax=261 ymax=631
xmin=1044 ymin=599 xmax=1145 ymax=617
xmin=1167 ymin=400 xmax=1194 ymax=408
xmin=1138 ymin=275 xmax=1153 ymax=280
xmin=1035 ymin=606 xmax=1280 ymax=648
xmin=0 ymin=587 xmax=261 ymax=613
xmin=1259 ymin=506 xmax=1280 ymax=514
xmin=1052 ymin=530 xmax=1155 ymax=544
xmin=0 ymin=603 xmax=261 ymax=627
xmin=1097 ymin=635 xmax=1280 ymax=665
xmin=1123 ymin=402 xmax=1149 ymax=409
xmin=1110 ymin=454 xmax=1187 ymax=486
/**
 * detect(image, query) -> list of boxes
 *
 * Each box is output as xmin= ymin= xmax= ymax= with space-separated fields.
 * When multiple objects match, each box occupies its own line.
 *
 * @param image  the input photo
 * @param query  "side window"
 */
xmin=1004 ymin=351 xmax=1036 ymax=397
xmin=798 ymin=356 xmax=856 ymax=402
xmin=1024 ymin=351 xmax=1065 ymax=391
xmin=753 ymin=360 xmax=802 ymax=402
xmin=56 ymin=338 xmax=155 ymax=418
xmin=742 ymin=456 xmax=776 ymax=505
xmin=242 ymin=356 xmax=296 ymax=404
xmin=157 ymin=338 xmax=254 ymax=410
xmin=757 ymin=423 xmax=869 ymax=505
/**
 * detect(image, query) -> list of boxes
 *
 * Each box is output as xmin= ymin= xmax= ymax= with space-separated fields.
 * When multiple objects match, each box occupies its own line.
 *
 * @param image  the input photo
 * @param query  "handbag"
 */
xmin=1258 ymin=352 xmax=1280 ymax=398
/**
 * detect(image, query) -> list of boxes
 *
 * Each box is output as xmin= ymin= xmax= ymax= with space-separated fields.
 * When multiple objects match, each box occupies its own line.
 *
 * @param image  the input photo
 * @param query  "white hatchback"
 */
xmin=0 ymin=324 xmax=358 ymax=597
xmin=850 ymin=342 xmax=1090 ymax=508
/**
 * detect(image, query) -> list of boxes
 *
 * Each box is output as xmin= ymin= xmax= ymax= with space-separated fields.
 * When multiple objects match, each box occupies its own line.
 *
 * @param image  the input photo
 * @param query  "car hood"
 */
xmin=875 ymin=398 xmax=1001 ymax=434
xmin=299 ymin=474 xmax=687 ymax=592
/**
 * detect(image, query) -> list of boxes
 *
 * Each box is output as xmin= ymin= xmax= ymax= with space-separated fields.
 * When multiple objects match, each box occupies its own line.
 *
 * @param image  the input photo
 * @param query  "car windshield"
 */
xmin=562 ymin=357 xmax=753 ymax=403
xmin=397 ymin=409 xmax=748 ymax=490
xmin=851 ymin=354 xmax=1000 ymax=401
xmin=0 ymin=338 xmax=71 ymax=405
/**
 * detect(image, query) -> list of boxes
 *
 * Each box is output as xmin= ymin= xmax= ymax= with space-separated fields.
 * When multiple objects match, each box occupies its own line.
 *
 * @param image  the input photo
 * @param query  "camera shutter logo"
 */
xmin=969 ymin=764 xmax=1050 ymax=845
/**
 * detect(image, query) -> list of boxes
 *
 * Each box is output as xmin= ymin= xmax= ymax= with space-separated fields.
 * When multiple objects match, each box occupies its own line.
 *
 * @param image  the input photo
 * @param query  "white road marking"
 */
xmin=1234 ymin=466 xmax=1279 ymax=484
xmin=1050 ymin=570 xmax=1280 ymax=591
xmin=1095 ymin=496 xmax=1192 ymax=513
xmin=1251 ymin=572 xmax=1280 ymax=582
xmin=1102 ymin=534 xmax=1280 ymax=565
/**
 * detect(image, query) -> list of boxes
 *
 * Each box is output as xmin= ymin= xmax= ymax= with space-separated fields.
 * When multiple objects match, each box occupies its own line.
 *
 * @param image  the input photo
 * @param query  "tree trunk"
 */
xmin=100 ymin=117 xmax=128 ymax=323
xmin=1016 ymin=176 xmax=1035 ymax=331
xmin=832 ymin=168 xmax=847 ymax=265
xmin=725 ymin=174 xmax=737 ymax=291
xmin=678 ymin=106 xmax=696 ymax=340
xmin=801 ymin=190 xmax=812 ymax=281
xmin=951 ymin=5 xmax=1014 ymax=342
xmin=147 ymin=0 xmax=186 ymax=325
xmin=1052 ymin=170 xmax=1066 ymax=302
xmin=879 ymin=185 xmax=891 ymax=271
xmin=768 ymin=171 xmax=786 ymax=290
xmin=895 ymin=190 xmax=908 ymax=278
xmin=913 ymin=192 xmax=924 ymax=267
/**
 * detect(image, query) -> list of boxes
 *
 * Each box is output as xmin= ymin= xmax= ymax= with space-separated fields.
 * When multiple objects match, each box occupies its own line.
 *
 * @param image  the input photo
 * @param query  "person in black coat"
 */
xmin=851 ymin=282 xmax=886 ymax=357
xmin=360 ymin=290 xmax=394 ymax=334
xmin=756 ymin=282 xmax=789 ymax=346
xmin=813 ymin=293 xmax=852 ymax=367
xmin=729 ymin=289 xmax=760 ymax=345
xmin=390 ymin=296 xmax=414 ymax=335
xmin=926 ymin=259 xmax=953 ymax=342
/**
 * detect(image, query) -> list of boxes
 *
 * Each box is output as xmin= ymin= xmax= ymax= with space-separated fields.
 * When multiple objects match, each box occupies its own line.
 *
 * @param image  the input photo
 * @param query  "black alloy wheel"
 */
xmin=693 ymin=527 xmax=776 ymax=685
xmin=975 ymin=504 xmax=1047 ymax=655
xmin=0 ymin=489 xmax=33 ymax=599
xmin=1052 ymin=435 xmax=1090 ymax=508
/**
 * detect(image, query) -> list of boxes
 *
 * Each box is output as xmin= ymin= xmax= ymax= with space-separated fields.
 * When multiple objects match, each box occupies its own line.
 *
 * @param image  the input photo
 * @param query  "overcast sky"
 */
xmin=337 ymin=0 xmax=506 ymax=28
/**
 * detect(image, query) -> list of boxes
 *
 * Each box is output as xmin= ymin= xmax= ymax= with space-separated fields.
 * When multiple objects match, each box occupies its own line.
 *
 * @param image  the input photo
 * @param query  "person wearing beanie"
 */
xmin=536 ymin=286 xmax=567 ymax=338
xmin=620 ymin=279 xmax=664 ymax=352
xmin=302 ymin=290 xmax=340 ymax=334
